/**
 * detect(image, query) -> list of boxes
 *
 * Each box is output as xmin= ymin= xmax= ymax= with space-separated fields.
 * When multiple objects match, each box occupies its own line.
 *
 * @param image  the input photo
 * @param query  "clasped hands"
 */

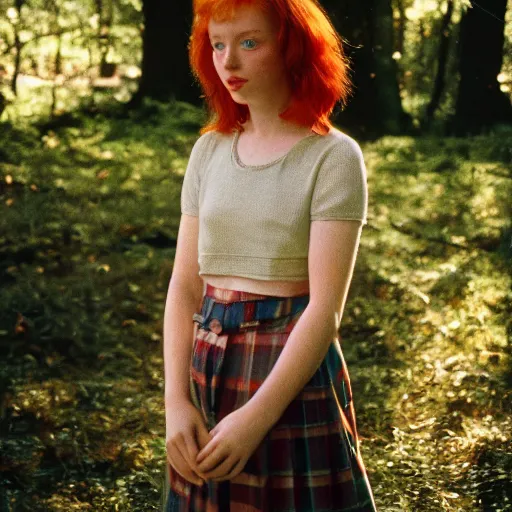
xmin=166 ymin=397 xmax=273 ymax=486
xmin=194 ymin=403 xmax=271 ymax=482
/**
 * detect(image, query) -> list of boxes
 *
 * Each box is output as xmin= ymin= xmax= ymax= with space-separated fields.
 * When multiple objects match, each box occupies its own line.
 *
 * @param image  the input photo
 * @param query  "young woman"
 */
xmin=163 ymin=0 xmax=378 ymax=510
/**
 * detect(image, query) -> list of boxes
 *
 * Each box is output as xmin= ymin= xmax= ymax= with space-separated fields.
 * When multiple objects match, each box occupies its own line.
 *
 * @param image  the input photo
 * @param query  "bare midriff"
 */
xmin=201 ymin=274 xmax=310 ymax=297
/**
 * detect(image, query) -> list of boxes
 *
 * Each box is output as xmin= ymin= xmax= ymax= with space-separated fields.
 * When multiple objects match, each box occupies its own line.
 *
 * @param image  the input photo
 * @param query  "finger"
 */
xmin=210 ymin=456 xmax=241 ymax=481
xmin=202 ymin=453 xmax=233 ymax=480
xmin=196 ymin=435 xmax=218 ymax=464
xmin=174 ymin=432 xmax=195 ymax=468
xmin=166 ymin=438 xmax=182 ymax=468
xmin=195 ymin=418 xmax=213 ymax=455
xmin=176 ymin=439 xmax=206 ymax=483
xmin=183 ymin=428 xmax=209 ymax=480
xmin=183 ymin=427 xmax=200 ymax=468
xmin=197 ymin=444 xmax=229 ymax=473
xmin=188 ymin=418 xmax=214 ymax=480
xmin=168 ymin=443 xmax=204 ymax=486
xmin=196 ymin=426 xmax=217 ymax=459
xmin=221 ymin=458 xmax=246 ymax=482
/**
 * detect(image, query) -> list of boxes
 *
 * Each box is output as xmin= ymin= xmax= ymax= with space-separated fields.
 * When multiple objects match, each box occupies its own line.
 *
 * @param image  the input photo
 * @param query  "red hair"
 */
xmin=189 ymin=0 xmax=353 ymax=136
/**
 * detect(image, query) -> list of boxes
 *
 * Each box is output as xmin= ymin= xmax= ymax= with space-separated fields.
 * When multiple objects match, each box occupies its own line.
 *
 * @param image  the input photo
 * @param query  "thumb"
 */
xmin=196 ymin=419 xmax=214 ymax=451
xmin=183 ymin=427 xmax=200 ymax=463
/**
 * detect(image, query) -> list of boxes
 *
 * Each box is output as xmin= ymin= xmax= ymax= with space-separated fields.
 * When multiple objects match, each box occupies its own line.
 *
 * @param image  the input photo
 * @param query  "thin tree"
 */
xmin=8 ymin=0 xmax=25 ymax=95
xmin=450 ymin=0 xmax=512 ymax=135
xmin=424 ymin=0 xmax=454 ymax=129
xmin=324 ymin=0 xmax=413 ymax=138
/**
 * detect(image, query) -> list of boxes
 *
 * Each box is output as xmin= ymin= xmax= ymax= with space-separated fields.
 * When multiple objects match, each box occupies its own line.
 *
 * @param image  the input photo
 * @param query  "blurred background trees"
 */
xmin=0 ymin=0 xmax=510 ymax=136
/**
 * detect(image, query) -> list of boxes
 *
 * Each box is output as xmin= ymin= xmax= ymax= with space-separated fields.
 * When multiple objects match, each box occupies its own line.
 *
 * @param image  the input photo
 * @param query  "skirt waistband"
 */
xmin=204 ymin=282 xmax=309 ymax=302
xmin=193 ymin=284 xmax=310 ymax=334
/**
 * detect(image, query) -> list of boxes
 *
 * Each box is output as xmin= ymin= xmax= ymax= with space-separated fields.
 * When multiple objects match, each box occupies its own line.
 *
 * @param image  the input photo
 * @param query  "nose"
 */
xmin=221 ymin=45 xmax=239 ymax=70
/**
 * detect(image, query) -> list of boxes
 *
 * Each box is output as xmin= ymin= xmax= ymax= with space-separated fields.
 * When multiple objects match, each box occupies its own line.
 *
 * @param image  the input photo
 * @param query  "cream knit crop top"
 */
xmin=180 ymin=127 xmax=368 ymax=281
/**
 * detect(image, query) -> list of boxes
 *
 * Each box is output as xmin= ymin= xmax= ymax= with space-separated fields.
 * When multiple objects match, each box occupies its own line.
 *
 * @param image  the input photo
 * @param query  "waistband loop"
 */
xmin=192 ymin=312 xmax=204 ymax=324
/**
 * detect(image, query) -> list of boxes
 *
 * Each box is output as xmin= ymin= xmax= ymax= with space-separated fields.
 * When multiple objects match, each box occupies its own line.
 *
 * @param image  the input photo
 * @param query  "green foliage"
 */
xmin=0 ymin=99 xmax=511 ymax=510
xmin=394 ymin=0 xmax=512 ymax=124
xmin=0 ymin=0 xmax=142 ymax=120
xmin=0 ymin=100 xmax=206 ymax=510
xmin=350 ymin=129 xmax=512 ymax=511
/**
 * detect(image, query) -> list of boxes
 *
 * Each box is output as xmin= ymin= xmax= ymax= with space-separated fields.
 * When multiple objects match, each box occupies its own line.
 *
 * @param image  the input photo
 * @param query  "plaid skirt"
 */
xmin=165 ymin=284 xmax=377 ymax=512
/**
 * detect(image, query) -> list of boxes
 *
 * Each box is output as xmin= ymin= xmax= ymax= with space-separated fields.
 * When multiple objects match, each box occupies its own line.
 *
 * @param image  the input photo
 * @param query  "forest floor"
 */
xmin=0 ymin=100 xmax=511 ymax=511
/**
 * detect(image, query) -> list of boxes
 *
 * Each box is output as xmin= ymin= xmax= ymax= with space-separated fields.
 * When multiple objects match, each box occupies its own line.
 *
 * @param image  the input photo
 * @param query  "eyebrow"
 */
xmin=210 ymin=30 xmax=263 ymax=40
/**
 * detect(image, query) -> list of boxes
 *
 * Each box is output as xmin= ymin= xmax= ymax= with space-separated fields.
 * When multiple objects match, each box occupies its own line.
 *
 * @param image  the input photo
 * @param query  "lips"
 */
xmin=227 ymin=77 xmax=248 ymax=85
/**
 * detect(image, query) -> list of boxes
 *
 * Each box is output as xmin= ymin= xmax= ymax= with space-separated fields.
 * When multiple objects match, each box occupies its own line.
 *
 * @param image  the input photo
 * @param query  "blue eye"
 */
xmin=242 ymin=39 xmax=257 ymax=49
xmin=212 ymin=39 xmax=258 ymax=51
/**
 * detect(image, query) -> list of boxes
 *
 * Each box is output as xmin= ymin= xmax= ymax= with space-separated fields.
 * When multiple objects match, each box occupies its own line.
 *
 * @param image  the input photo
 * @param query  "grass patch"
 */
xmin=0 ymin=100 xmax=511 ymax=511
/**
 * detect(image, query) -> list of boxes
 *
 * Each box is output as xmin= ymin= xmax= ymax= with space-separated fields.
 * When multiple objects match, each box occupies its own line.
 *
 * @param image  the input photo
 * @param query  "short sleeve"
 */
xmin=180 ymin=133 xmax=210 ymax=216
xmin=310 ymin=137 xmax=368 ymax=225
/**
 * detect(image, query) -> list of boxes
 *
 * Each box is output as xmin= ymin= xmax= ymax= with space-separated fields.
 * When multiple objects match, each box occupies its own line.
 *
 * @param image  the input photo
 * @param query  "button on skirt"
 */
xmin=165 ymin=284 xmax=377 ymax=512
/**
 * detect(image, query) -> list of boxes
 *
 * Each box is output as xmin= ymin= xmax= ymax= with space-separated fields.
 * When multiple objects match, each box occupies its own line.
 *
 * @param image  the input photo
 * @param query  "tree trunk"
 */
xmin=424 ymin=0 xmax=454 ymax=128
xmin=412 ymin=18 xmax=426 ymax=97
xmin=324 ymin=0 xmax=413 ymax=138
xmin=129 ymin=0 xmax=203 ymax=108
xmin=95 ymin=0 xmax=115 ymax=77
xmin=449 ymin=0 xmax=512 ymax=135
xmin=10 ymin=0 xmax=25 ymax=96
xmin=394 ymin=0 xmax=407 ymax=93
xmin=394 ymin=0 xmax=406 ymax=57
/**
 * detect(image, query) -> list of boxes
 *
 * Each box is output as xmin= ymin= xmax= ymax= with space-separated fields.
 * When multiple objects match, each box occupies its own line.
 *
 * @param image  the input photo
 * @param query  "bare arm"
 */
xmin=242 ymin=219 xmax=364 ymax=429
xmin=163 ymin=214 xmax=204 ymax=405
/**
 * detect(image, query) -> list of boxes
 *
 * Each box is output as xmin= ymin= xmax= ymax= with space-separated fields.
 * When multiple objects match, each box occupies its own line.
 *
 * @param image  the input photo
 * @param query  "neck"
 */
xmin=241 ymin=121 xmax=312 ymax=140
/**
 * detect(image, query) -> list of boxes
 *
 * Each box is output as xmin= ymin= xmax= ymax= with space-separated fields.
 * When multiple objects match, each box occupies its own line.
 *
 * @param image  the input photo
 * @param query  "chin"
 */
xmin=231 ymin=97 xmax=249 ymax=105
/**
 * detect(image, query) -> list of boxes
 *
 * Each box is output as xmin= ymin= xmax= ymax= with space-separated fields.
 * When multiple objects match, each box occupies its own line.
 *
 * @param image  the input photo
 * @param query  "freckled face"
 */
xmin=208 ymin=5 xmax=288 ymax=103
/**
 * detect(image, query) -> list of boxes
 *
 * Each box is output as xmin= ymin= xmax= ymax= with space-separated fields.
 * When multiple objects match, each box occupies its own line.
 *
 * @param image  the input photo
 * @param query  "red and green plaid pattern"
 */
xmin=166 ymin=285 xmax=378 ymax=511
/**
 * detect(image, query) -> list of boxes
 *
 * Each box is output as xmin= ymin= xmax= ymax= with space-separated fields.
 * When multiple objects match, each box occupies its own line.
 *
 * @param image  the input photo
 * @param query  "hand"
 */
xmin=195 ymin=404 xmax=271 ymax=482
xmin=165 ymin=397 xmax=214 ymax=486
